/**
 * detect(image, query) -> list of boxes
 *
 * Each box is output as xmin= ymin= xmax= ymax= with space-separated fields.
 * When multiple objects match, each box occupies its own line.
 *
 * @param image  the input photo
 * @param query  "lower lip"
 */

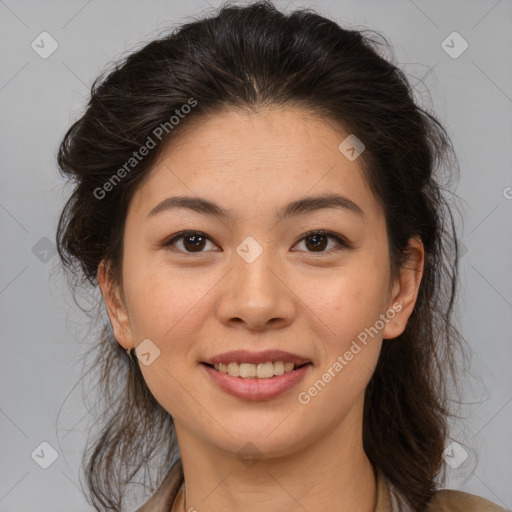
xmin=201 ymin=363 xmax=312 ymax=401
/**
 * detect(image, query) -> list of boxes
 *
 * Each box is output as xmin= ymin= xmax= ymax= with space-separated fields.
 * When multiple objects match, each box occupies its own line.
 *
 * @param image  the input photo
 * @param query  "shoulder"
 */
xmin=424 ymin=488 xmax=509 ymax=512
xmin=134 ymin=460 xmax=183 ymax=512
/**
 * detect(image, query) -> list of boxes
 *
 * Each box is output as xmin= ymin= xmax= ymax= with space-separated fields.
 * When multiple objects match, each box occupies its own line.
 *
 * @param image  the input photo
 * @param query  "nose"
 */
xmin=215 ymin=248 xmax=295 ymax=332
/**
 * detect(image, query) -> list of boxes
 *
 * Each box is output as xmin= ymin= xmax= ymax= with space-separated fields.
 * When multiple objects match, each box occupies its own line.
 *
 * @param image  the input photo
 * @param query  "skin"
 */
xmin=98 ymin=107 xmax=424 ymax=512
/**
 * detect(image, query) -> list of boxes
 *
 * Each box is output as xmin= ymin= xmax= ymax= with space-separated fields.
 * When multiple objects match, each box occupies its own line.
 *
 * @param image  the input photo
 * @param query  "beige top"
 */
xmin=135 ymin=461 xmax=508 ymax=512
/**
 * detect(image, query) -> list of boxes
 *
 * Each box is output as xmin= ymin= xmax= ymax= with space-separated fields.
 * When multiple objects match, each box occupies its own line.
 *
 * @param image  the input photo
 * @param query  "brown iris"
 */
xmin=304 ymin=233 xmax=328 ymax=252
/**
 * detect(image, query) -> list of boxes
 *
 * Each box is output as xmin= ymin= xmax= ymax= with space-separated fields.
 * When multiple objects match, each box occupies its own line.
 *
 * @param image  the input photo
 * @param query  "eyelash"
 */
xmin=162 ymin=230 xmax=351 ymax=254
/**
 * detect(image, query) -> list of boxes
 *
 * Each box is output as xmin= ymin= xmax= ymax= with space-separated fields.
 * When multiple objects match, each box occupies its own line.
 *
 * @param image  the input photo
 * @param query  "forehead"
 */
xmin=128 ymin=107 xmax=382 ymax=222
xmin=165 ymin=107 xmax=357 ymax=170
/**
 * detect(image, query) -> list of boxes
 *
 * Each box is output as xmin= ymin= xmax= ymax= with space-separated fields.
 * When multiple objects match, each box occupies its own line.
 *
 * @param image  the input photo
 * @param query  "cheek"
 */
xmin=123 ymin=263 xmax=216 ymax=422
xmin=128 ymin=286 xmax=186 ymax=341
xmin=122 ymin=254 xmax=217 ymax=356
xmin=294 ymin=268 xmax=387 ymax=427
xmin=296 ymin=260 xmax=390 ymax=348
xmin=296 ymin=337 xmax=381 ymax=438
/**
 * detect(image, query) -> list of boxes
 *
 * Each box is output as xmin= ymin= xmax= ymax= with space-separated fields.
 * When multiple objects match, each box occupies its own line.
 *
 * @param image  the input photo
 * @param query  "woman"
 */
xmin=55 ymin=1 xmax=507 ymax=511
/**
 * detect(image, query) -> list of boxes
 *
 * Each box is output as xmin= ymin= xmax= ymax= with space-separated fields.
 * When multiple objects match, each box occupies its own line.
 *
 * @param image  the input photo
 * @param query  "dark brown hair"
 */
xmin=56 ymin=1 xmax=465 ymax=510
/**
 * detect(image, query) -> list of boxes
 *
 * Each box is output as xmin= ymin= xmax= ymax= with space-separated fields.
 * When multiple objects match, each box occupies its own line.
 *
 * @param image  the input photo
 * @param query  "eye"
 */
xmin=292 ymin=230 xmax=350 ymax=253
xmin=163 ymin=230 xmax=349 ymax=254
xmin=164 ymin=231 xmax=220 ymax=253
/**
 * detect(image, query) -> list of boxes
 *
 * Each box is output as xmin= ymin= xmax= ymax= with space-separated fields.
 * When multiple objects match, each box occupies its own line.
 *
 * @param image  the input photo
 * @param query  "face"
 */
xmin=100 ymin=107 xmax=423 ymax=460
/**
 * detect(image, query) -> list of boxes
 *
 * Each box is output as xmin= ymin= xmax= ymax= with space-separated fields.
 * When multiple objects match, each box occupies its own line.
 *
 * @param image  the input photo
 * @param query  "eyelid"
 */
xmin=293 ymin=229 xmax=351 ymax=250
xmin=162 ymin=229 xmax=351 ymax=254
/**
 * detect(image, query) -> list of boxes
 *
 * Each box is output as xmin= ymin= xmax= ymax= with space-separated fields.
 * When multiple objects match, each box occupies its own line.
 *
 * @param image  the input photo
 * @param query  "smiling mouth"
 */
xmin=201 ymin=361 xmax=312 ymax=379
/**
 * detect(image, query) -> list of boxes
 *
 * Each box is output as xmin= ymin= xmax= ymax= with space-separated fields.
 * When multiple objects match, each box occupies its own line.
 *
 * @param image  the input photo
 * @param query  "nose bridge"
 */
xmin=234 ymin=234 xmax=280 ymax=300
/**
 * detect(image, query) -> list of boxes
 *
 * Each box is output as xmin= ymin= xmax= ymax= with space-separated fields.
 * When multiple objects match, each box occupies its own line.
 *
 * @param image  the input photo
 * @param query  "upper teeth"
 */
xmin=213 ymin=361 xmax=297 ymax=379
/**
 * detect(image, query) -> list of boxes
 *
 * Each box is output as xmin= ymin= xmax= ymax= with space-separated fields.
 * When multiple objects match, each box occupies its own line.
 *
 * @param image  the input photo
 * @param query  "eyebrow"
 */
xmin=146 ymin=193 xmax=365 ymax=221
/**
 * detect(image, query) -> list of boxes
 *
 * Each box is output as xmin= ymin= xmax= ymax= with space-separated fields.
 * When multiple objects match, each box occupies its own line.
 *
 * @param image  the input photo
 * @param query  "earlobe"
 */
xmin=97 ymin=260 xmax=134 ymax=349
xmin=382 ymin=237 xmax=424 ymax=340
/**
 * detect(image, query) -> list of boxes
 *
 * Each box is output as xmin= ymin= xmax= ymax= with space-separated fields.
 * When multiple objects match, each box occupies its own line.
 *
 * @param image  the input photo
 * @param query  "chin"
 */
xmin=202 ymin=415 xmax=312 ymax=459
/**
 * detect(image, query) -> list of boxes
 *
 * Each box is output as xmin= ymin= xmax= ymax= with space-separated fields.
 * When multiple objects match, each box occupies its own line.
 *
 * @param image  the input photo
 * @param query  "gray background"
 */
xmin=1 ymin=0 xmax=511 ymax=510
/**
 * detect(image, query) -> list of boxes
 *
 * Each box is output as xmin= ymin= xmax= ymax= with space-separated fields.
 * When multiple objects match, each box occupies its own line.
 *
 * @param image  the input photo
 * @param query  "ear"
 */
xmin=97 ymin=260 xmax=135 ymax=350
xmin=382 ymin=236 xmax=424 ymax=340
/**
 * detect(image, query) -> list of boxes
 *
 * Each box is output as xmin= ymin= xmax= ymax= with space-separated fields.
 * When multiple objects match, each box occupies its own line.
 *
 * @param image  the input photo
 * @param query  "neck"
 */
xmin=173 ymin=403 xmax=377 ymax=512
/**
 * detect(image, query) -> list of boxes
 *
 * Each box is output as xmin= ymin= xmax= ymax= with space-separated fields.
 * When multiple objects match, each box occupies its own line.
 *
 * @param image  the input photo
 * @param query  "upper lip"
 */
xmin=202 ymin=350 xmax=311 ymax=366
